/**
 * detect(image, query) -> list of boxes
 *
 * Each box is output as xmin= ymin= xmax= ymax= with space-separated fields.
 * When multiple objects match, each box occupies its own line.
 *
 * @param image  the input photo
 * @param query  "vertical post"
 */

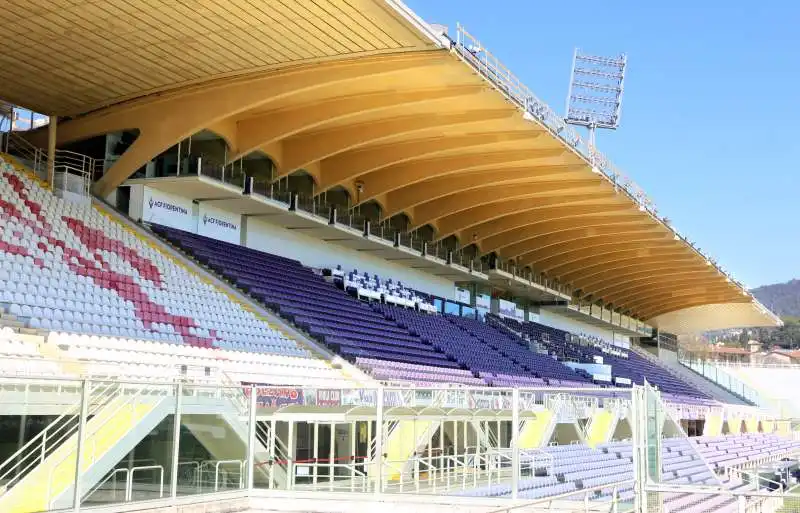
xmin=287 ymin=420 xmax=295 ymax=490
xmin=375 ymin=387 xmax=384 ymax=496
xmin=312 ymin=422 xmax=319 ymax=487
xmin=176 ymin=140 xmax=182 ymax=176
xmin=511 ymin=388 xmax=520 ymax=500
xmin=47 ymin=116 xmax=57 ymax=190
xmin=246 ymin=385 xmax=257 ymax=490
xmin=350 ymin=421 xmax=356 ymax=491
xmin=329 ymin=422 xmax=335 ymax=487
xmin=268 ymin=418 xmax=276 ymax=489
xmin=72 ymin=379 xmax=91 ymax=512
xmin=170 ymin=382 xmax=183 ymax=499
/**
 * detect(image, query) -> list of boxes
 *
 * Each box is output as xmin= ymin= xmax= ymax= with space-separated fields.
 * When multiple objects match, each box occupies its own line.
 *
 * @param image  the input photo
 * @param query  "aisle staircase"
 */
xmin=0 ymin=382 xmax=171 ymax=513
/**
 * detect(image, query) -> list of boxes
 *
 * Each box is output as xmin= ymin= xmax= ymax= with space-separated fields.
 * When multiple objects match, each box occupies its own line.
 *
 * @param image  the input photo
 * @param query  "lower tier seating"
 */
xmin=458 ymin=433 xmax=800 ymax=511
xmin=152 ymin=225 xmax=597 ymax=388
xmin=491 ymin=315 xmax=707 ymax=398
xmin=0 ymin=156 xmax=312 ymax=362
xmin=0 ymin=328 xmax=358 ymax=387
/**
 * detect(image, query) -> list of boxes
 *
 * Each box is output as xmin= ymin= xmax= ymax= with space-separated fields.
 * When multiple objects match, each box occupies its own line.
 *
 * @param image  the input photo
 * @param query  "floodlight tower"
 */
xmin=565 ymin=49 xmax=627 ymax=164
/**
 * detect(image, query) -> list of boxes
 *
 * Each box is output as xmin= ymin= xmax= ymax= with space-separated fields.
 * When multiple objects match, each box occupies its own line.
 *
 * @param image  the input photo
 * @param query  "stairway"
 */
xmin=0 ymin=383 xmax=171 ymax=513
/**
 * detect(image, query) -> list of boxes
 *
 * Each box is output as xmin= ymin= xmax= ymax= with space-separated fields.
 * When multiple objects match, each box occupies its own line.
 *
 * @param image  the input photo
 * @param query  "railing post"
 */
xmin=47 ymin=116 xmax=57 ymax=190
xmin=511 ymin=388 xmax=520 ymax=499
xmin=170 ymin=382 xmax=182 ymax=499
xmin=246 ymin=385 xmax=257 ymax=491
xmin=375 ymin=387 xmax=384 ymax=496
xmin=72 ymin=379 xmax=91 ymax=513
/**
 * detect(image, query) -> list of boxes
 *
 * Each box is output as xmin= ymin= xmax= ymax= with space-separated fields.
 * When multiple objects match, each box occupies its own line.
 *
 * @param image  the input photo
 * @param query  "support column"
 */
xmin=170 ymin=382 xmax=183 ymax=499
xmin=268 ymin=418 xmax=276 ymax=489
xmin=375 ymin=387 xmax=384 ymax=496
xmin=16 ymin=414 xmax=27 ymax=452
xmin=73 ymin=379 xmax=91 ymax=512
xmin=287 ymin=420 xmax=296 ymax=491
xmin=246 ymin=385 xmax=257 ymax=491
xmin=511 ymin=389 xmax=520 ymax=500
xmin=329 ymin=423 xmax=336 ymax=487
xmin=47 ymin=116 xmax=57 ymax=189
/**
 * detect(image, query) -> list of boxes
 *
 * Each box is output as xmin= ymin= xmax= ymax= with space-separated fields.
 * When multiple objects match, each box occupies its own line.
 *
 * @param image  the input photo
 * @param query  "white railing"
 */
xmin=44 ymin=381 xmax=170 ymax=507
xmin=0 ymin=130 xmax=100 ymax=198
xmin=0 ymin=380 xmax=121 ymax=494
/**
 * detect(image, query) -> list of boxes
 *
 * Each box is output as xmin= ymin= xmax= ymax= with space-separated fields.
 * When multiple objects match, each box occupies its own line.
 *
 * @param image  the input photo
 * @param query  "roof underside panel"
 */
xmin=0 ymin=0 xmax=438 ymax=115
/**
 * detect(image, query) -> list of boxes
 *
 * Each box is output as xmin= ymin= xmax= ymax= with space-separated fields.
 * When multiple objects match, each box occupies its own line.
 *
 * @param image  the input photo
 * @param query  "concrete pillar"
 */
xmin=47 ymin=115 xmax=57 ymax=189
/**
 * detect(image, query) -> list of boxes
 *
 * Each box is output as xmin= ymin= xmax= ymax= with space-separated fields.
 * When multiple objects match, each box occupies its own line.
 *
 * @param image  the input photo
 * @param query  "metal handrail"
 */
xmin=0 ymin=380 xmax=120 ymax=491
xmin=128 ymin=465 xmax=164 ymax=501
xmin=488 ymin=479 xmax=633 ymax=513
xmin=84 ymin=467 xmax=129 ymax=503
xmin=211 ymin=460 xmax=244 ymax=492
xmin=45 ymin=382 xmax=169 ymax=504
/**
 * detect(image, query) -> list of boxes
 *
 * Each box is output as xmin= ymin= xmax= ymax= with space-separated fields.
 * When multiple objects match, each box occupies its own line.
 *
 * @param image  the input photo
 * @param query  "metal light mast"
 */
xmin=565 ymin=49 xmax=627 ymax=161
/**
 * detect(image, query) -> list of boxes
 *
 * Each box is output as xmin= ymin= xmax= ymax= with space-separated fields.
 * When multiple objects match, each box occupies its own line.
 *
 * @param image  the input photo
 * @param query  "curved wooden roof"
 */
xmin=2 ymin=0 xmax=779 ymax=329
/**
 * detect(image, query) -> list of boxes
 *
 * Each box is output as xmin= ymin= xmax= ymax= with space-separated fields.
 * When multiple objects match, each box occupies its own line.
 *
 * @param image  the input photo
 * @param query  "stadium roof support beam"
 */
xmin=637 ymin=294 xmax=751 ymax=320
xmin=433 ymin=193 xmax=613 ymax=238
xmin=408 ymin=184 xmax=605 ymax=228
xmin=528 ymin=239 xmax=679 ymax=273
xmin=563 ymin=255 xmax=701 ymax=287
xmin=369 ymin=163 xmax=584 ymax=213
xmin=541 ymin=247 xmax=693 ymax=277
xmin=590 ymin=274 xmax=727 ymax=302
xmin=49 ymin=52 xmax=449 ymax=198
xmin=517 ymin=234 xmax=674 ymax=268
xmin=490 ymin=226 xmax=662 ymax=262
xmin=229 ymin=86 xmax=485 ymax=164
xmin=371 ymin=155 xmax=579 ymax=217
xmin=481 ymin=216 xmax=647 ymax=255
xmin=611 ymin=283 xmax=738 ymax=310
xmin=465 ymin=205 xmax=638 ymax=247
xmin=579 ymin=267 xmax=721 ymax=293
xmin=278 ymin=108 xmax=507 ymax=172
xmin=317 ymin=138 xmax=558 ymax=194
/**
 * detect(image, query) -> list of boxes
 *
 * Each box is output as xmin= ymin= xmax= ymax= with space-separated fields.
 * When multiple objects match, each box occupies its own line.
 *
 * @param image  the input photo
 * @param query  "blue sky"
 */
xmin=404 ymin=1 xmax=799 ymax=288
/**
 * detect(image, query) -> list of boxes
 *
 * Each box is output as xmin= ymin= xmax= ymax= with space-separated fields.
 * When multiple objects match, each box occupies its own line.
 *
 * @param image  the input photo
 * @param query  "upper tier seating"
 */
xmin=151 ymin=224 xmax=460 ymax=373
xmin=0 ymin=157 xmax=321 ymax=363
xmin=153 ymin=225 xmax=595 ymax=388
xmin=335 ymin=267 xmax=437 ymax=312
xmin=490 ymin=315 xmax=707 ymax=398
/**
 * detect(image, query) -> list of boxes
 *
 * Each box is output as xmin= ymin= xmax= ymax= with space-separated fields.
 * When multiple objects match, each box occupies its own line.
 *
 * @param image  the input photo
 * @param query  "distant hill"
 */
xmin=751 ymin=279 xmax=800 ymax=318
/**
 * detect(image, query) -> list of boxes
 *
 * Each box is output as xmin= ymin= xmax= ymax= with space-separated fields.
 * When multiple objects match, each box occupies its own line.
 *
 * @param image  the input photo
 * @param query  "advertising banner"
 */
xmin=141 ymin=186 xmax=195 ymax=232
xmin=197 ymin=202 xmax=241 ymax=244
xmin=316 ymin=389 xmax=342 ymax=407
xmin=246 ymin=386 xmax=304 ymax=407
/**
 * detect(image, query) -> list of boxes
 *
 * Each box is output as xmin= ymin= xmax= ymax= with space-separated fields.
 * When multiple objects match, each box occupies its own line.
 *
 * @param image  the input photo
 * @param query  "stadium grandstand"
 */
xmin=0 ymin=1 xmax=796 ymax=512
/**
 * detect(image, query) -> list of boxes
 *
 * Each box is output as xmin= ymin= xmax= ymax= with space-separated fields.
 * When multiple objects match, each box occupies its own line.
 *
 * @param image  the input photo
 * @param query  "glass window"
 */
xmin=476 ymin=307 xmax=488 ymax=320
xmin=461 ymin=306 xmax=476 ymax=319
xmin=444 ymin=301 xmax=460 ymax=315
xmin=433 ymin=298 xmax=443 ymax=313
